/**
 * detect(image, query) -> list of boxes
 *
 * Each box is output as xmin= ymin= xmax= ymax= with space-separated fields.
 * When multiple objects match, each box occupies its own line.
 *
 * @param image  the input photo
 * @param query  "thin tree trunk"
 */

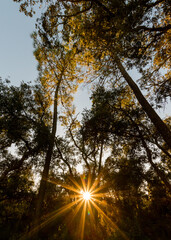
xmin=98 ymin=140 xmax=104 ymax=174
xmin=35 ymin=81 xmax=61 ymax=223
xmin=114 ymin=55 xmax=171 ymax=149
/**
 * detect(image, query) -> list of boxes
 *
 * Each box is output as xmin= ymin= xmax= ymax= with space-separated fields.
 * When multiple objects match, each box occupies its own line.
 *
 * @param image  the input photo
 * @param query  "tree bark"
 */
xmin=35 ymin=80 xmax=61 ymax=223
xmin=114 ymin=55 xmax=171 ymax=149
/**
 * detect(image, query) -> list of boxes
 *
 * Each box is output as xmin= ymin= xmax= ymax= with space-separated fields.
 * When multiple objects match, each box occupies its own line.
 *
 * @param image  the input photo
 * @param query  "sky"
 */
xmin=0 ymin=0 xmax=91 ymax=118
xmin=0 ymin=0 xmax=38 ymax=85
xmin=0 ymin=0 xmax=170 ymax=121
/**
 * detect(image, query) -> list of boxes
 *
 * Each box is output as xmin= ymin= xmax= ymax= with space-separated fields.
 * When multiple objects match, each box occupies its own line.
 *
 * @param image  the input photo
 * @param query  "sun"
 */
xmin=81 ymin=190 xmax=91 ymax=201
xmin=24 ymin=174 xmax=128 ymax=240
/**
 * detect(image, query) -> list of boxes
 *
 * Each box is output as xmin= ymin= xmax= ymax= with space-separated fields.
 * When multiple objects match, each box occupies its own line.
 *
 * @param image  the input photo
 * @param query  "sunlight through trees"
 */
xmin=1 ymin=1 xmax=171 ymax=239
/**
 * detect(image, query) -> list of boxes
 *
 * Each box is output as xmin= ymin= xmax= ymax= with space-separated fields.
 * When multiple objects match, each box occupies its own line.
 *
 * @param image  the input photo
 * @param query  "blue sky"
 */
xmin=0 ymin=0 xmax=170 ymax=119
xmin=0 ymin=0 xmax=38 ymax=85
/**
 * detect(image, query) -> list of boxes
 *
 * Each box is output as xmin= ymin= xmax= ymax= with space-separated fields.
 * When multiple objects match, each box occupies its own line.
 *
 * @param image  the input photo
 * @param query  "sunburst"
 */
xmin=20 ymin=173 xmax=128 ymax=240
xmin=82 ymin=190 xmax=91 ymax=200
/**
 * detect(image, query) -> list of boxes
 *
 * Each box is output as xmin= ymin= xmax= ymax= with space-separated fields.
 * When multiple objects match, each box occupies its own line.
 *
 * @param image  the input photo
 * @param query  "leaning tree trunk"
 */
xmin=35 ymin=81 xmax=60 ymax=223
xmin=114 ymin=55 xmax=171 ymax=149
xmin=130 ymin=115 xmax=171 ymax=192
xmin=142 ymin=137 xmax=171 ymax=192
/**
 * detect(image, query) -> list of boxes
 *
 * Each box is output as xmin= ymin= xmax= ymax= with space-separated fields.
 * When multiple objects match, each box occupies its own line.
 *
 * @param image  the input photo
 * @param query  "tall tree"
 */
xmin=32 ymin=23 xmax=83 ymax=221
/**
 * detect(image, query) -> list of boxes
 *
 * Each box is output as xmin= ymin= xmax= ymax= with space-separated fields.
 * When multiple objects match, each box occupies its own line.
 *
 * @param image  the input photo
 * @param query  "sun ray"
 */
xmin=47 ymin=178 xmax=81 ymax=195
xmin=87 ymin=172 xmax=92 ymax=191
xmin=91 ymin=182 xmax=109 ymax=195
xmin=68 ymin=194 xmax=83 ymax=199
xmin=68 ymin=199 xmax=85 ymax=225
xmin=80 ymin=200 xmax=87 ymax=240
xmin=91 ymin=192 xmax=107 ymax=198
xmin=89 ymin=173 xmax=102 ymax=193
xmin=20 ymin=198 xmax=82 ymax=240
xmin=87 ymin=200 xmax=96 ymax=227
xmin=91 ymin=197 xmax=109 ymax=210
xmin=68 ymin=175 xmax=84 ymax=191
xmin=80 ymin=174 xmax=87 ymax=191
xmin=90 ymin=199 xmax=129 ymax=240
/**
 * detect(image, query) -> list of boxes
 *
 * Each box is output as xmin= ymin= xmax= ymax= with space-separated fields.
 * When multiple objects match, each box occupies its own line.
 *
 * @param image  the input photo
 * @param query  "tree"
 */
xmin=0 ymin=79 xmax=52 ymax=239
xmin=32 ymin=21 xmax=83 ymax=222
xmin=86 ymin=83 xmax=171 ymax=239
xmin=88 ymin=83 xmax=171 ymax=191
xmin=0 ymin=79 xmax=51 ymax=180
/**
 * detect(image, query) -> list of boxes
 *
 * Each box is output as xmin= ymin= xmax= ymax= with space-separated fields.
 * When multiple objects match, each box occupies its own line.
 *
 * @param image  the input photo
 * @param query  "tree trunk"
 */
xmin=114 ymin=55 xmax=171 ymax=149
xmin=142 ymin=137 xmax=171 ymax=192
xmin=98 ymin=140 xmax=104 ymax=175
xmin=129 ymin=115 xmax=171 ymax=192
xmin=35 ymin=82 xmax=60 ymax=224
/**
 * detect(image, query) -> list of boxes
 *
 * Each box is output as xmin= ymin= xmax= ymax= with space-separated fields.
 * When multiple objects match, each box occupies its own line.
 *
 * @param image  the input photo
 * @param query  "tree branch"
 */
xmin=55 ymin=139 xmax=73 ymax=176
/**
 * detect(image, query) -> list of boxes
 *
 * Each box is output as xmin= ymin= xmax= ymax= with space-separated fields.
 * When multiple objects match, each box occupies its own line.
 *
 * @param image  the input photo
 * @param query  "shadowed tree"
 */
xmin=0 ymin=79 xmax=51 ymax=181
